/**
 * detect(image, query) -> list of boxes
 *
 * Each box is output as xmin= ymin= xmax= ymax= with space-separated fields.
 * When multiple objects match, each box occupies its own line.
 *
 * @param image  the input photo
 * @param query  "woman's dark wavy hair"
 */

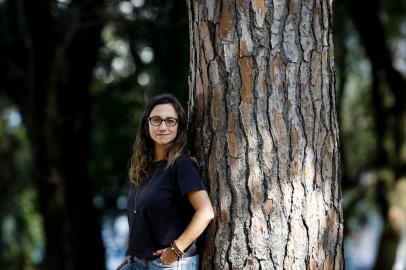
xmin=128 ymin=94 xmax=187 ymax=185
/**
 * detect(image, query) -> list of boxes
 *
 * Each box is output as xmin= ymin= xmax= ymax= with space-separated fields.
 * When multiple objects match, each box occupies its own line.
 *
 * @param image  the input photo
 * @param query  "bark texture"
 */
xmin=186 ymin=0 xmax=343 ymax=269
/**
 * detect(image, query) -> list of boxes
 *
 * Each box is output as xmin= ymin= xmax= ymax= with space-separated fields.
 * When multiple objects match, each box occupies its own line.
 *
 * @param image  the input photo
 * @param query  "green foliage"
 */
xmin=341 ymin=64 xmax=377 ymax=176
xmin=335 ymin=0 xmax=406 ymax=179
xmin=379 ymin=0 xmax=406 ymax=39
xmin=0 ymin=98 xmax=40 ymax=269
xmin=336 ymin=1 xmax=406 ymax=267
xmin=1 ymin=189 xmax=44 ymax=270
xmin=337 ymin=28 xmax=378 ymax=177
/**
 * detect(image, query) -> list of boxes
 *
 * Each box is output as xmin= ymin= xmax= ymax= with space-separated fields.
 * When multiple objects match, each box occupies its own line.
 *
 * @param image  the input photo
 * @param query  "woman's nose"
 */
xmin=158 ymin=121 xmax=168 ymax=129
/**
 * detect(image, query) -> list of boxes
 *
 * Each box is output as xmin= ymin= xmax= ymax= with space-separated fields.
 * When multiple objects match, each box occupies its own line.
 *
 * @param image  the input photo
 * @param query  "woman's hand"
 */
xmin=153 ymin=247 xmax=179 ymax=265
xmin=115 ymin=255 xmax=132 ymax=270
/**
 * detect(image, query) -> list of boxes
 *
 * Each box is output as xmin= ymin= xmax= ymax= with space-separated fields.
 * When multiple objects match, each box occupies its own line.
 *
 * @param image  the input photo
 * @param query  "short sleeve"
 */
xmin=174 ymin=156 xmax=206 ymax=196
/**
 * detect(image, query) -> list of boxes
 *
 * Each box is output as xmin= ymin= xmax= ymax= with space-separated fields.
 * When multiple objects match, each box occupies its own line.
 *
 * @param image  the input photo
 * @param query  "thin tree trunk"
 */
xmin=371 ymin=67 xmax=389 ymax=166
xmin=187 ymin=0 xmax=343 ymax=269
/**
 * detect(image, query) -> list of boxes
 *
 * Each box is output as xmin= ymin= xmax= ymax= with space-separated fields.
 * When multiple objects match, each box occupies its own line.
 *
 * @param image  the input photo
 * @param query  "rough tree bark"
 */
xmin=186 ymin=0 xmax=343 ymax=269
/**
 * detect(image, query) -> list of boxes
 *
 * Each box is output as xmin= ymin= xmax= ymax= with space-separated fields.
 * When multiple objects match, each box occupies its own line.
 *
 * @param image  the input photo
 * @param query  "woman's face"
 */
xmin=148 ymin=103 xmax=179 ymax=147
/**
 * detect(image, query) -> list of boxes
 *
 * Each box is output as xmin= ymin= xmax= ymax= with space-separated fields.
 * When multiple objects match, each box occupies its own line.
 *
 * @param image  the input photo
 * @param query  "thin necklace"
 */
xmin=133 ymin=161 xmax=163 ymax=214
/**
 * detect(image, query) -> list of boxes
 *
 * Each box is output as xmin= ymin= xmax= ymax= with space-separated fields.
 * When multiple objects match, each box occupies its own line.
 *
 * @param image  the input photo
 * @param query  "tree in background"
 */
xmin=187 ymin=0 xmax=343 ymax=269
xmin=334 ymin=0 xmax=406 ymax=268
xmin=0 ymin=98 xmax=38 ymax=270
xmin=0 ymin=0 xmax=106 ymax=269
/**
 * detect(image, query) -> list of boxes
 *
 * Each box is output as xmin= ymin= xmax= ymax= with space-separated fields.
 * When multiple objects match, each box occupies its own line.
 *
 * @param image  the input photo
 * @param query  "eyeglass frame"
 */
xmin=148 ymin=116 xmax=179 ymax=127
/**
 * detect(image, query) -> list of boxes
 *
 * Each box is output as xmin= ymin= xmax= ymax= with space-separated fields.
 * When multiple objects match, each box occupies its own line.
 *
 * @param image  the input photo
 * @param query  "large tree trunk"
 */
xmin=0 ymin=0 xmax=106 ymax=269
xmin=186 ymin=0 xmax=343 ymax=269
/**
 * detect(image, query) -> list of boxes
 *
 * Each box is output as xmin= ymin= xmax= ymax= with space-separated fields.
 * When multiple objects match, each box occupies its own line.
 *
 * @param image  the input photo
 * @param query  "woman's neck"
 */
xmin=154 ymin=145 xmax=167 ymax=161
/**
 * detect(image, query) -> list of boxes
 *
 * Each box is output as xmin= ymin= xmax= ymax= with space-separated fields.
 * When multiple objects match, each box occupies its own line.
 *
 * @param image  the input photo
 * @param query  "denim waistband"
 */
xmin=132 ymin=254 xmax=198 ymax=268
xmin=133 ymin=250 xmax=196 ymax=264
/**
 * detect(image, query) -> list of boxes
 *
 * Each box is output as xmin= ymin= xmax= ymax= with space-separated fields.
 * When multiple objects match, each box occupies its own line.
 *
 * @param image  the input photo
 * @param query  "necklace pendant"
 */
xmin=133 ymin=209 xmax=137 ymax=214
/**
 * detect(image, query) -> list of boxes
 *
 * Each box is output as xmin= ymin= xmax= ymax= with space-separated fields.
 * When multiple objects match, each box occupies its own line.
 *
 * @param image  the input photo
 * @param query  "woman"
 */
xmin=117 ymin=94 xmax=214 ymax=270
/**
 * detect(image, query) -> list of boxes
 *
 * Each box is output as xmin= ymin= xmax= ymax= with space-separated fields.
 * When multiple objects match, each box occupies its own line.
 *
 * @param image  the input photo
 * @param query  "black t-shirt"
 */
xmin=126 ymin=154 xmax=205 ymax=259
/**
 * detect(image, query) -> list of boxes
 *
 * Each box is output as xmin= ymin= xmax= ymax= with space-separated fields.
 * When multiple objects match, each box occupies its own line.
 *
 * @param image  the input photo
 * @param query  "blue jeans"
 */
xmin=120 ymin=255 xmax=199 ymax=270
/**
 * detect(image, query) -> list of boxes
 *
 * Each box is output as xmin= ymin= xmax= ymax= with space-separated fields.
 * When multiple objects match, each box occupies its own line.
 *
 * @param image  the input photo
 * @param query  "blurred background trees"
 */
xmin=335 ymin=0 xmax=406 ymax=269
xmin=0 ymin=0 xmax=405 ymax=269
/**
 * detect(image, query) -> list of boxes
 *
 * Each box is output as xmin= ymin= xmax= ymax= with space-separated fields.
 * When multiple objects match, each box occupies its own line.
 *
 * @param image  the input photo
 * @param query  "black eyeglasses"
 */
xmin=148 ymin=116 xmax=178 ymax=127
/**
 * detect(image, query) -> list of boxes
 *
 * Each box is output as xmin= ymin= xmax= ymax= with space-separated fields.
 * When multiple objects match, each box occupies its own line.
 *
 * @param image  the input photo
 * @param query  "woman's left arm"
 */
xmin=154 ymin=190 xmax=214 ymax=263
xmin=175 ymin=190 xmax=215 ymax=251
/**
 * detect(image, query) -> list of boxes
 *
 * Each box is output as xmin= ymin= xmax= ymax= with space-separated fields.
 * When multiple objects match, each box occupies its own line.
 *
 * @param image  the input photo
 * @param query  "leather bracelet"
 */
xmin=170 ymin=244 xmax=182 ymax=258
xmin=171 ymin=240 xmax=184 ymax=258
